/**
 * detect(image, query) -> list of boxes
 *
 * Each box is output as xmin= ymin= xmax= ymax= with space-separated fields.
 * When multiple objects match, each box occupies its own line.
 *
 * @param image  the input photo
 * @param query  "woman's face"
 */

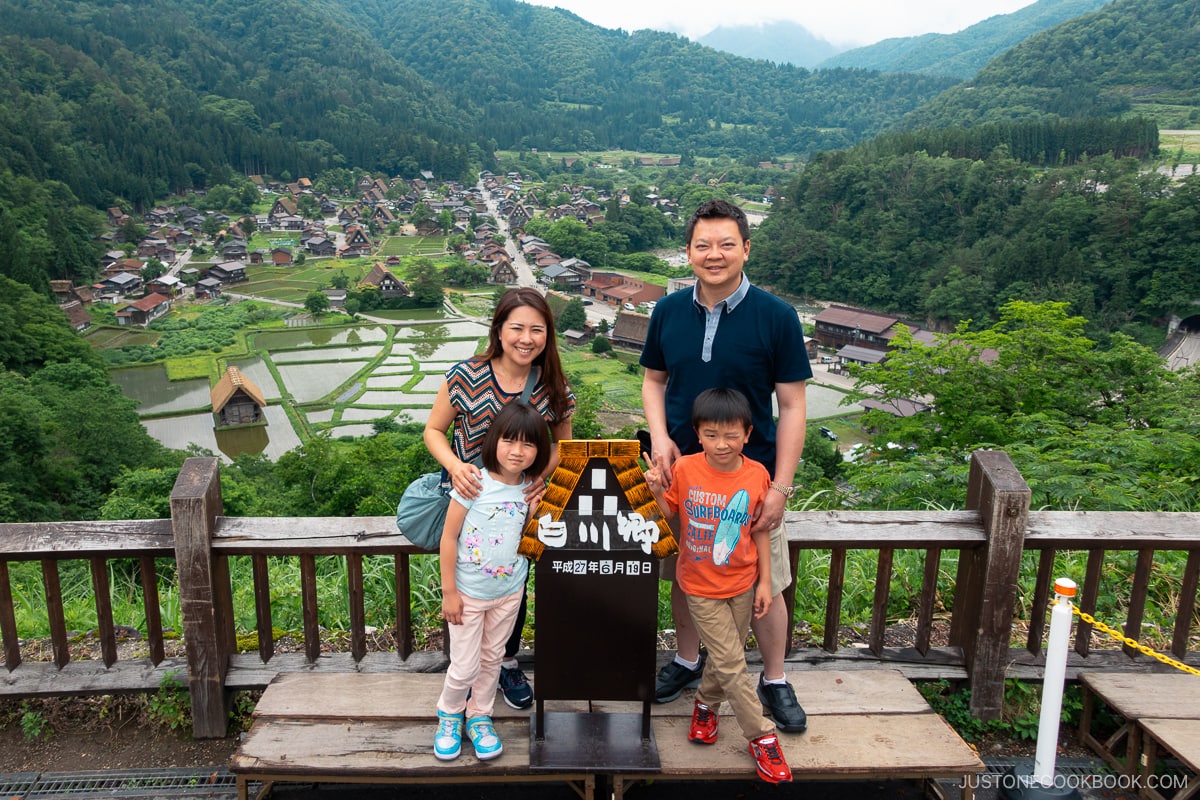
xmin=497 ymin=304 xmax=548 ymax=367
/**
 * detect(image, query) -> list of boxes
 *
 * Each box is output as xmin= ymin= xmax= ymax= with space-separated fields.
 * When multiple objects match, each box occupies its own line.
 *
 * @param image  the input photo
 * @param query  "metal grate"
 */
xmin=16 ymin=768 xmax=237 ymax=798
xmin=0 ymin=773 xmax=41 ymax=796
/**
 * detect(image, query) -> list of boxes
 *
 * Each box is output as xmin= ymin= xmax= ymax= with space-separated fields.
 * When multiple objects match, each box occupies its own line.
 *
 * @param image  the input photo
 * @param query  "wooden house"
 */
xmin=361 ymin=263 xmax=409 ymax=298
xmin=813 ymin=305 xmax=903 ymax=352
xmin=116 ymin=293 xmax=171 ymax=327
xmin=610 ymin=310 xmax=651 ymax=350
xmin=211 ymin=366 xmax=267 ymax=428
xmin=207 ymin=262 xmax=247 ymax=284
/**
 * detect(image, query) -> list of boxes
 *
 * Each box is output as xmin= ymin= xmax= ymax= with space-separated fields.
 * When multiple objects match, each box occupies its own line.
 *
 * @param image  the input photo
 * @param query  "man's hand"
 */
xmin=648 ymin=434 xmax=681 ymax=490
xmin=752 ymin=485 xmax=786 ymax=535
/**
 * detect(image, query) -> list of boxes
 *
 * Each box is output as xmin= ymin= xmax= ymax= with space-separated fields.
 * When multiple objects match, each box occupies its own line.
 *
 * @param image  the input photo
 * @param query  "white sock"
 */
xmin=501 ymin=658 xmax=519 ymax=670
xmin=674 ymin=654 xmax=701 ymax=671
xmin=762 ymin=675 xmax=788 ymax=686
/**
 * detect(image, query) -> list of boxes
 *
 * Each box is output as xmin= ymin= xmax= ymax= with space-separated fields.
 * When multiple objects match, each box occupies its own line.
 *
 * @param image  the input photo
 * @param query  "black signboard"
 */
xmin=518 ymin=440 xmax=676 ymax=772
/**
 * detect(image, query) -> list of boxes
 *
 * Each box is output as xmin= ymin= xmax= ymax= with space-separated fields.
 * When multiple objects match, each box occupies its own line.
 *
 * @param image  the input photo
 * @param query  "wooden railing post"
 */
xmin=171 ymin=457 xmax=230 ymax=738
xmin=960 ymin=450 xmax=1029 ymax=720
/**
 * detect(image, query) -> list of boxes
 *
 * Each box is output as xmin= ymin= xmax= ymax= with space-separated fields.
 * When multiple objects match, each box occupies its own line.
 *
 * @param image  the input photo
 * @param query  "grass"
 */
xmin=377 ymin=236 xmax=448 ymax=257
xmin=1158 ymin=129 xmax=1200 ymax=162
xmin=560 ymin=348 xmax=644 ymax=411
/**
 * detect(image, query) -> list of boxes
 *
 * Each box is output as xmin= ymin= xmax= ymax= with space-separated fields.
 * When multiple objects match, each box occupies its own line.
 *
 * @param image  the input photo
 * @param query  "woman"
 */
xmin=424 ymin=286 xmax=574 ymax=710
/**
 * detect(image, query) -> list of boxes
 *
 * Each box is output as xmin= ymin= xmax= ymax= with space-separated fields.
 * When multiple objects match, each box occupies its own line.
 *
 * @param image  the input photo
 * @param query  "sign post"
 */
xmin=518 ymin=440 xmax=676 ymax=772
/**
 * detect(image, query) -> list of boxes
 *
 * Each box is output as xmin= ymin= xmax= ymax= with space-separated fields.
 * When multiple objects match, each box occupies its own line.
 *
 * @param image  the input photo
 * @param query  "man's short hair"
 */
xmin=691 ymin=387 xmax=753 ymax=432
xmin=684 ymin=198 xmax=750 ymax=246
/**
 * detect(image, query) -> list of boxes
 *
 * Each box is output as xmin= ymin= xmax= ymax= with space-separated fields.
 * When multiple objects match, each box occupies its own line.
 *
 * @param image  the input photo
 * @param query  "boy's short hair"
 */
xmin=691 ymin=387 xmax=753 ymax=432
xmin=480 ymin=402 xmax=551 ymax=479
xmin=684 ymin=198 xmax=750 ymax=246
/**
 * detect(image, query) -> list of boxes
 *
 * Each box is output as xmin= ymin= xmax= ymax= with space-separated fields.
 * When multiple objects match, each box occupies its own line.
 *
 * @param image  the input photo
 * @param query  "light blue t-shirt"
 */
xmin=448 ymin=470 xmax=531 ymax=600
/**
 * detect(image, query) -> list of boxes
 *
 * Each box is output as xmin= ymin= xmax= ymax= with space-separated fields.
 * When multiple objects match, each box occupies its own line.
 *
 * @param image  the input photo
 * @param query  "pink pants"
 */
xmin=437 ymin=590 xmax=523 ymax=718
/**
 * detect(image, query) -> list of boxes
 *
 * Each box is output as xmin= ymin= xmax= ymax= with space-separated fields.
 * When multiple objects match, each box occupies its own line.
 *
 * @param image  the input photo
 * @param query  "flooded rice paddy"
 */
xmin=114 ymin=319 xmax=858 ymax=462
xmin=114 ymin=321 xmax=488 ymax=461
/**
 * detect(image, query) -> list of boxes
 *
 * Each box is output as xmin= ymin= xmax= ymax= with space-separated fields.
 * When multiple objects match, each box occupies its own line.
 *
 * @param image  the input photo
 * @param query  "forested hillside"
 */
xmin=751 ymin=0 xmax=1199 ymax=339
xmin=347 ymin=0 xmax=955 ymax=156
xmin=818 ymin=0 xmax=1111 ymax=79
xmin=901 ymin=0 xmax=1200 ymax=128
xmin=751 ymin=141 xmax=1197 ymax=343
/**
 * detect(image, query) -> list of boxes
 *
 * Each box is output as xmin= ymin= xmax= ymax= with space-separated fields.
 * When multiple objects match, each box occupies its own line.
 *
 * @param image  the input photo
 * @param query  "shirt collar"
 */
xmin=691 ymin=274 xmax=751 ymax=313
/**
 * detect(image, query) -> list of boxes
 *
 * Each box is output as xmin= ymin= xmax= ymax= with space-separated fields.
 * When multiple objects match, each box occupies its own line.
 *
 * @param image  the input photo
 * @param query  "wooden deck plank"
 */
xmin=1140 ymin=718 xmax=1200 ymax=772
xmin=252 ymin=672 xmax=587 ymax=720
xmin=233 ymin=712 xmax=982 ymax=781
xmin=254 ymin=669 xmax=934 ymax=721
xmin=596 ymin=668 xmax=934 ymax=717
xmin=1079 ymin=672 xmax=1200 ymax=719
xmin=651 ymin=714 xmax=982 ymax=777
xmin=231 ymin=718 xmax=536 ymax=777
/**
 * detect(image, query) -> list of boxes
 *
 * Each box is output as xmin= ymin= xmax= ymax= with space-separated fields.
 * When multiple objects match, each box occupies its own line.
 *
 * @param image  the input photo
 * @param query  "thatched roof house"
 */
xmin=211 ymin=366 xmax=267 ymax=427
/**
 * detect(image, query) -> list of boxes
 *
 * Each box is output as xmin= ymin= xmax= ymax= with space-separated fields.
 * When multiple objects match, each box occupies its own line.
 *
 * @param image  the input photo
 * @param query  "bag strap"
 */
xmin=519 ymin=366 xmax=539 ymax=405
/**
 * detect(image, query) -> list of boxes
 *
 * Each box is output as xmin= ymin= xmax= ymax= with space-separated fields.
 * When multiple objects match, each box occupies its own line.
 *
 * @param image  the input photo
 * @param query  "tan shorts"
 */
xmin=660 ymin=521 xmax=792 ymax=597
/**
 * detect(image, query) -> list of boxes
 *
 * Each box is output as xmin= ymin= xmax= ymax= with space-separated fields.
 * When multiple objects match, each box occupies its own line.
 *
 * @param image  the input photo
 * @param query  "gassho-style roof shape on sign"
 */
xmin=518 ymin=439 xmax=677 ymax=561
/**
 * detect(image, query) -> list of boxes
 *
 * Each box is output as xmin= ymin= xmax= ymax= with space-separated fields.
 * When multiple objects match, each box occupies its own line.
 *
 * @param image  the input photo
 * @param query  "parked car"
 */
xmin=623 ymin=303 xmax=636 ymax=311
xmin=582 ymin=299 xmax=593 ymax=305
xmin=818 ymin=426 xmax=837 ymax=441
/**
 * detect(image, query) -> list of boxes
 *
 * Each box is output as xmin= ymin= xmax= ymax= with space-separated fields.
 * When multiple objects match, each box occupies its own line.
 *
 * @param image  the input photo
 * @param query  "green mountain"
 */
xmin=347 ymin=0 xmax=955 ymax=157
xmin=751 ymin=0 xmax=1200 ymax=338
xmin=902 ymin=0 xmax=1200 ymax=128
xmin=695 ymin=21 xmax=843 ymax=69
xmin=0 ymin=0 xmax=955 ymax=212
xmin=819 ymin=0 xmax=1112 ymax=79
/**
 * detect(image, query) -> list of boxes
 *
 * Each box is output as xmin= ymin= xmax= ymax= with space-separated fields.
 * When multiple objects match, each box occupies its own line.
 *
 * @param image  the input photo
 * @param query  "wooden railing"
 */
xmin=2 ymin=451 xmax=1198 ymax=738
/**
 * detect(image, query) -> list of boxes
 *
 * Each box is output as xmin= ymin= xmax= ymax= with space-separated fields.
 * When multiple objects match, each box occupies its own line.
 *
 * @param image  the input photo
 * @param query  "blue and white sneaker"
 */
xmin=434 ymin=709 xmax=464 ymax=761
xmin=466 ymin=715 xmax=503 ymax=760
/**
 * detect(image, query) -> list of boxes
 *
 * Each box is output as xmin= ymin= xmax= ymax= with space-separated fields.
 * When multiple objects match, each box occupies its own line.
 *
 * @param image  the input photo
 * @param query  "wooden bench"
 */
xmin=1139 ymin=718 xmax=1200 ymax=800
xmin=231 ymin=670 xmax=983 ymax=800
xmin=1079 ymin=671 xmax=1200 ymax=797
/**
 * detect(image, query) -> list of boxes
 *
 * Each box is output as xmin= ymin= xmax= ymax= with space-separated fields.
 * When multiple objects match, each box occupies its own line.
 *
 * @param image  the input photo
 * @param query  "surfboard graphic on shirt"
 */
xmin=711 ymin=489 xmax=749 ymax=566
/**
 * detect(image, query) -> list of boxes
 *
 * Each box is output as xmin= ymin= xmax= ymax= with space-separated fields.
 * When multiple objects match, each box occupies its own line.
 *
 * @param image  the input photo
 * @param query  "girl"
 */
xmin=424 ymin=287 xmax=574 ymax=710
xmin=433 ymin=402 xmax=551 ymax=762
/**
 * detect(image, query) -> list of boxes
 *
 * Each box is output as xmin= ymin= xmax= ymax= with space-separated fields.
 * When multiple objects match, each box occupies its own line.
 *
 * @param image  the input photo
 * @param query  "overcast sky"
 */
xmin=523 ymin=0 xmax=1039 ymax=47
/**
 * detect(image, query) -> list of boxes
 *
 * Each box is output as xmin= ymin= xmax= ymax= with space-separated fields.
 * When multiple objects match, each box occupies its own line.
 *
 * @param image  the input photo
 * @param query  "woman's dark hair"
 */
xmin=691 ymin=387 xmax=753 ymax=432
xmin=482 ymin=287 xmax=571 ymax=419
xmin=684 ymin=198 xmax=750 ymax=246
xmin=480 ymin=402 xmax=552 ymax=480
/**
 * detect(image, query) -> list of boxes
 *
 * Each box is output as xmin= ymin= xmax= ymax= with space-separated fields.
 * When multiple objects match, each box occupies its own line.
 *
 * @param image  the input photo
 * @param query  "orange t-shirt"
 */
xmin=662 ymin=453 xmax=770 ymax=599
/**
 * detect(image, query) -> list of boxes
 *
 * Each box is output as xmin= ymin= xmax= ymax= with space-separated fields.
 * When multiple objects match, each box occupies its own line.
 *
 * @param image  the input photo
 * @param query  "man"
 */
xmin=640 ymin=198 xmax=811 ymax=733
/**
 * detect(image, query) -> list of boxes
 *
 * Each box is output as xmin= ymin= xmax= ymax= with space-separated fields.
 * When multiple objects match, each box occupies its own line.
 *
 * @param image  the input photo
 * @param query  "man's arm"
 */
xmin=752 ymin=380 xmax=807 ymax=534
xmin=641 ymin=367 xmax=681 ymax=486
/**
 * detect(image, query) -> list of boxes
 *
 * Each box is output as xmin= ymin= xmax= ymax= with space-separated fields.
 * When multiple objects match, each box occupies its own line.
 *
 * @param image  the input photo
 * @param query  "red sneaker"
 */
xmin=688 ymin=702 xmax=719 ymax=744
xmin=749 ymin=734 xmax=792 ymax=783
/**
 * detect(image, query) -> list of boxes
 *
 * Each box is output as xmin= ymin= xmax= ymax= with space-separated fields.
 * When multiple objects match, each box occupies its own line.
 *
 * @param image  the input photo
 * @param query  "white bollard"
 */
xmin=1032 ymin=577 xmax=1077 ymax=787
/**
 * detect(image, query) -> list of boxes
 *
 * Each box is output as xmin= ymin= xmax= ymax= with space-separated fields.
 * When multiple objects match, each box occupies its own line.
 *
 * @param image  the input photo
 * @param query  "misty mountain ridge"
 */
xmin=695 ymin=0 xmax=1111 ymax=78
xmin=819 ymin=0 xmax=1112 ymax=78
xmin=695 ymin=20 xmax=844 ymax=69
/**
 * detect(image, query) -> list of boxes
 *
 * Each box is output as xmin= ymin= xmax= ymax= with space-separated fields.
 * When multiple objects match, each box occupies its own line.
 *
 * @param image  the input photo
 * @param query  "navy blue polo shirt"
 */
xmin=640 ymin=278 xmax=813 ymax=475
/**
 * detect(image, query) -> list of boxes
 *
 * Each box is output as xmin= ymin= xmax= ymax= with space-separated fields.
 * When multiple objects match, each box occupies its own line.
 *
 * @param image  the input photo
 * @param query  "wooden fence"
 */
xmin=1 ymin=450 xmax=1197 ymax=738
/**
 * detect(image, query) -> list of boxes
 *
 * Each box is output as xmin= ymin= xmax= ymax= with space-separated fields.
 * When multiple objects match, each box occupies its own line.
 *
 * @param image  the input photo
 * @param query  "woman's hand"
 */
xmin=448 ymin=460 xmax=482 ymax=499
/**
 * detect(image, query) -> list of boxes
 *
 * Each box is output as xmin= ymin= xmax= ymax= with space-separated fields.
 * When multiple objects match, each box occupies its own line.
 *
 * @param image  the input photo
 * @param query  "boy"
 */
xmin=643 ymin=388 xmax=792 ymax=784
